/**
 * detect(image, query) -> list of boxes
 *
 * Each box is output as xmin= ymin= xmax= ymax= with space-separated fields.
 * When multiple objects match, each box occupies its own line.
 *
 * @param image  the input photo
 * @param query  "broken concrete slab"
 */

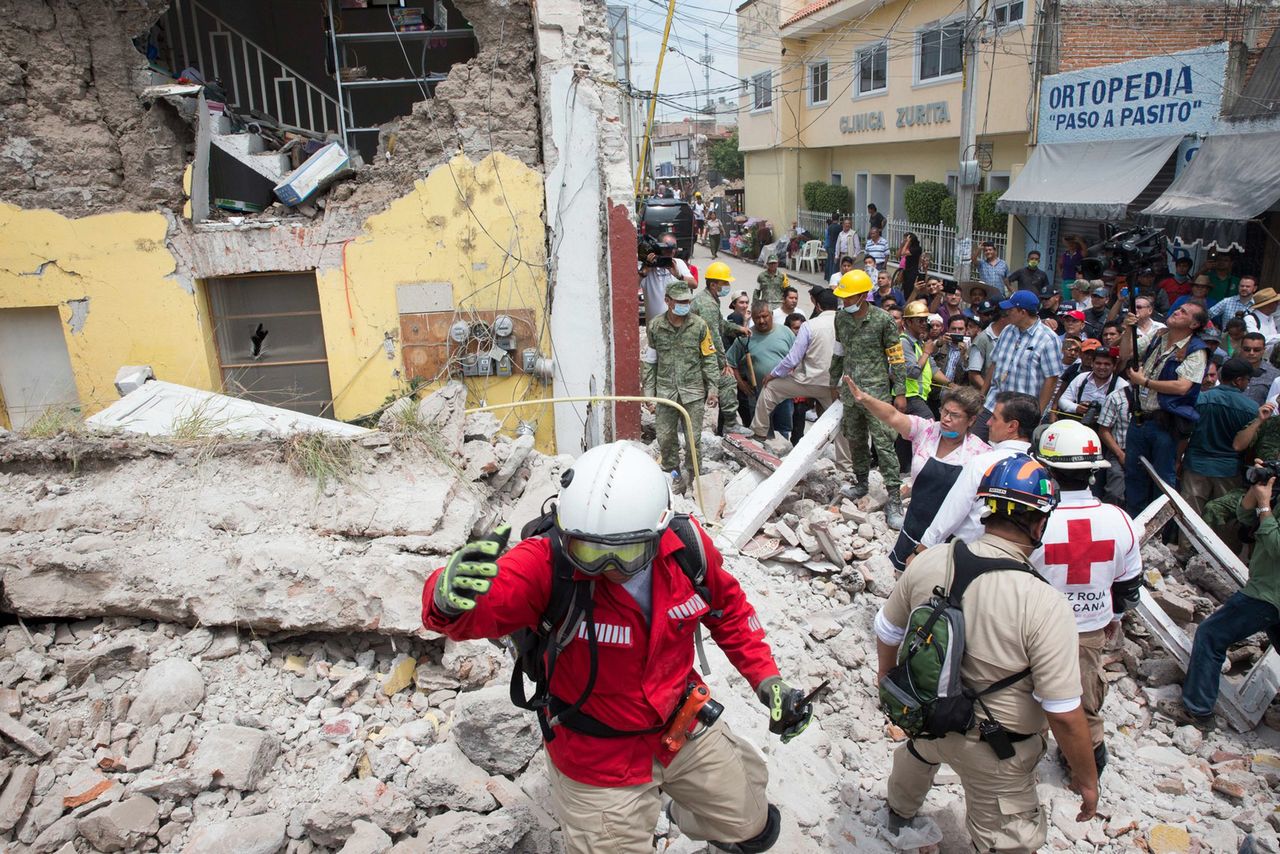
xmin=76 ymin=795 xmax=159 ymax=852
xmin=450 ymin=682 xmax=540 ymax=776
xmin=0 ymin=764 xmax=37 ymax=831
xmin=192 ymin=725 xmax=279 ymax=790
xmin=127 ymin=659 xmax=205 ymax=727
xmin=181 ymin=812 xmax=287 ymax=854
xmin=0 ymin=714 xmax=52 ymax=758
xmin=86 ymin=380 xmax=368 ymax=438
xmin=303 ymin=779 xmax=414 ymax=846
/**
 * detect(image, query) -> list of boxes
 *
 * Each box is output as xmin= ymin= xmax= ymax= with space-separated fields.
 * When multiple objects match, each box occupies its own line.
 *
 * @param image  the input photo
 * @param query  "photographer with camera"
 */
xmin=1057 ymin=345 xmax=1128 ymax=426
xmin=1166 ymin=464 xmax=1280 ymax=731
xmin=641 ymin=233 xmax=696 ymax=325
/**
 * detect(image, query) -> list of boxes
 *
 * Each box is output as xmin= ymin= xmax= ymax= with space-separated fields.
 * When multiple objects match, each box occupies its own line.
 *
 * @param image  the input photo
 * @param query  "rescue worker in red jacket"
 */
xmin=421 ymin=442 xmax=814 ymax=854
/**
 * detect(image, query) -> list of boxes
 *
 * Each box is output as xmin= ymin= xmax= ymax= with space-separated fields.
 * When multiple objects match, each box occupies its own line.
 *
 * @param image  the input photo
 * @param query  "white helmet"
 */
xmin=1035 ymin=420 xmax=1109 ymax=470
xmin=555 ymin=443 xmax=673 ymax=576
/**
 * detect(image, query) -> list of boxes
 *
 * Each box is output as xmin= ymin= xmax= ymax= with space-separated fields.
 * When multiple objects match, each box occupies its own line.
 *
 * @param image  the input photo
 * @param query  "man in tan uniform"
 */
xmin=875 ymin=455 xmax=1098 ymax=852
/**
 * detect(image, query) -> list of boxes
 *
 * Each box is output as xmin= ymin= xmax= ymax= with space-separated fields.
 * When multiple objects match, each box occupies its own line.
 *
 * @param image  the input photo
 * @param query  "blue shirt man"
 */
xmin=1184 ymin=358 xmax=1259 ymax=479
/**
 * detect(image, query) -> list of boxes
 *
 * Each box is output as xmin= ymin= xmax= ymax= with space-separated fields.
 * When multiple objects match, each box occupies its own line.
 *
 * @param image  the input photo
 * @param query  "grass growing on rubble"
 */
xmin=285 ymin=432 xmax=356 ymax=489
xmin=22 ymin=406 xmax=85 ymax=439
xmin=384 ymin=400 xmax=475 ymax=489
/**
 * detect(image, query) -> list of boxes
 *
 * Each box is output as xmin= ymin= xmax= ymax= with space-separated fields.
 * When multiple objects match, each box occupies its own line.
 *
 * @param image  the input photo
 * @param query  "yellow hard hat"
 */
xmin=902 ymin=300 xmax=930 ymax=319
xmin=705 ymin=261 xmax=735 ymax=282
xmin=832 ymin=269 xmax=873 ymax=298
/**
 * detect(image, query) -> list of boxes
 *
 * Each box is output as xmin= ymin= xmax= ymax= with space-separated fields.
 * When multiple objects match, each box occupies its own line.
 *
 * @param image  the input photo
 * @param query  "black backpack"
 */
xmin=508 ymin=499 xmax=718 ymax=741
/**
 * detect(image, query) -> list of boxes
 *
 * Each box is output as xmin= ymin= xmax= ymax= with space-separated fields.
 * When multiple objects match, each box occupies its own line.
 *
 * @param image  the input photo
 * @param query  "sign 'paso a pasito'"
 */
xmin=1037 ymin=42 xmax=1228 ymax=143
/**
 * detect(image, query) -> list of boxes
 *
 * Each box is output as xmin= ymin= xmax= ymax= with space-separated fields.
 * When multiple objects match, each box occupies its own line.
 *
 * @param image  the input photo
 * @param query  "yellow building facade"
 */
xmin=0 ymin=154 xmax=556 ymax=451
xmin=737 ymin=0 xmax=1037 ymax=235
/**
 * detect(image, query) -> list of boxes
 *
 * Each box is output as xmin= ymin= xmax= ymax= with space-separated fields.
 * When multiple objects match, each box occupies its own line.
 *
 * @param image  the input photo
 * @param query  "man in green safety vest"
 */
xmin=899 ymin=300 xmax=935 ymax=420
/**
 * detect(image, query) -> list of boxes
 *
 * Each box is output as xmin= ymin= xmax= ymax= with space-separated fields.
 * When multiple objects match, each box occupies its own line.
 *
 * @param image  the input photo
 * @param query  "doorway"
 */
xmin=0 ymin=307 xmax=81 ymax=431
xmin=205 ymin=272 xmax=334 ymax=417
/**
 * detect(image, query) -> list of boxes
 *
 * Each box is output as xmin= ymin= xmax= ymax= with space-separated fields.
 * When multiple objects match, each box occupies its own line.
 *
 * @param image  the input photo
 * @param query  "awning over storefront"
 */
xmin=1139 ymin=131 xmax=1280 ymax=249
xmin=998 ymin=136 xmax=1183 ymax=221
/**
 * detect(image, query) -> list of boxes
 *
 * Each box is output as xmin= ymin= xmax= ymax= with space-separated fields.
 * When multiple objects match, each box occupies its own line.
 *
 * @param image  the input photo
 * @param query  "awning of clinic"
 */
xmin=1140 ymin=131 xmax=1280 ymax=249
xmin=997 ymin=136 xmax=1184 ymax=221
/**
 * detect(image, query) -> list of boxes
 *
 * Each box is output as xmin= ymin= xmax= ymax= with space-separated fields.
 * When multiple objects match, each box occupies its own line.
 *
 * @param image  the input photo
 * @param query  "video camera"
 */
xmin=638 ymin=234 xmax=675 ymax=269
xmin=1084 ymin=226 xmax=1167 ymax=279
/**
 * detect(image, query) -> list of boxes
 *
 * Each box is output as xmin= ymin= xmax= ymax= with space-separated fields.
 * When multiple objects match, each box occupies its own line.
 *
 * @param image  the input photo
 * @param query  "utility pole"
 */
xmin=701 ymin=31 xmax=713 ymax=189
xmin=954 ymin=0 xmax=983 ymax=284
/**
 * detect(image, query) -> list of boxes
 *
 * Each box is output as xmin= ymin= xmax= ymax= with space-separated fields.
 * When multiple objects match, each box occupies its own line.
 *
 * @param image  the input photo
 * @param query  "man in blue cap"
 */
xmin=974 ymin=290 xmax=1062 ymax=441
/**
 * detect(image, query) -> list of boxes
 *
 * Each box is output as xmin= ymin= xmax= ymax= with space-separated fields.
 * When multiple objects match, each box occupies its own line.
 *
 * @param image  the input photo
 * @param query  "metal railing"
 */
xmin=796 ymin=209 xmax=1008 ymax=282
xmin=164 ymin=0 xmax=345 ymax=137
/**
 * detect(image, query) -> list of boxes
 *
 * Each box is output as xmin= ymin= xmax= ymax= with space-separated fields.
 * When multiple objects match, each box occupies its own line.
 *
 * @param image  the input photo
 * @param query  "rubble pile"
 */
xmin=0 ymin=387 xmax=1277 ymax=852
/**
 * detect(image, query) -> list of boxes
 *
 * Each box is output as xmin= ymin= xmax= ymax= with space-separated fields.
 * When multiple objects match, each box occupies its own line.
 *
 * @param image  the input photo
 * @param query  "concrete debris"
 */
xmin=128 ymin=659 xmax=205 ymax=726
xmin=192 ymin=724 xmax=280 ymax=790
xmin=0 ymin=381 xmax=1275 ymax=854
xmin=180 ymin=812 xmax=287 ymax=854
xmin=450 ymin=683 xmax=541 ymax=776
xmin=76 ymin=796 xmax=159 ymax=852
xmin=303 ymin=779 xmax=415 ymax=845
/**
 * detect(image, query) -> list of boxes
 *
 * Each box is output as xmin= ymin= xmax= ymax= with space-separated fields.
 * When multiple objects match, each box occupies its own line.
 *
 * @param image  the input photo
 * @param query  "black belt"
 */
xmin=547 ymin=696 xmax=667 ymax=739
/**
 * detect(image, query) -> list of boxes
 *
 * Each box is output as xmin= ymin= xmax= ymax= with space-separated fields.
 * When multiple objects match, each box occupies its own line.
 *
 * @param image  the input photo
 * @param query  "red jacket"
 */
xmin=421 ymin=518 xmax=779 ymax=787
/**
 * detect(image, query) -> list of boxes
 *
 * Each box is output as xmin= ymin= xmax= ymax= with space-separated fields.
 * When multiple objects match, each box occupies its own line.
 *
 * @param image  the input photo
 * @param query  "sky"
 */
xmin=613 ymin=0 xmax=744 ymax=121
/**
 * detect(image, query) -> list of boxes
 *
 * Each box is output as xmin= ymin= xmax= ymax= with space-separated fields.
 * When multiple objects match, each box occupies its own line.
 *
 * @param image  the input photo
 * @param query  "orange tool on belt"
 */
xmin=661 ymin=683 xmax=724 ymax=753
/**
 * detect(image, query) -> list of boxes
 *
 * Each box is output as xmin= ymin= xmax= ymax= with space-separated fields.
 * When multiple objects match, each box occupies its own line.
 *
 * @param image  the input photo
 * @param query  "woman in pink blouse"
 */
xmin=840 ymin=380 xmax=989 ymax=488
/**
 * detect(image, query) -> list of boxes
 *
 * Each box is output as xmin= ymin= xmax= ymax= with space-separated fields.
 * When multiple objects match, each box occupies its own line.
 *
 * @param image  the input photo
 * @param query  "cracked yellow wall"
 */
xmin=0 ymin=153 xmax=553 ymax=449
xmin=0 ymin=204 xmax=218 ymax=427
xmin=317 ymin=153 xmax=553 ymax=451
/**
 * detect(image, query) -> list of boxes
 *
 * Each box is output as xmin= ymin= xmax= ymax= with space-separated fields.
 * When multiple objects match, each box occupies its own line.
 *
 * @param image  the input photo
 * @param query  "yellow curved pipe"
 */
xmin=463 ymin=395 xmax=706 ymax=516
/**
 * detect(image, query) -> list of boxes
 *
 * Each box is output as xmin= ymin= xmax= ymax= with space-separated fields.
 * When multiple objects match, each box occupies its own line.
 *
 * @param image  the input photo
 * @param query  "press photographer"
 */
xmin=1165 ymin=464 xmax=1280 ymax=731
xmin=640 ymin=233 xmax=695 ymax=325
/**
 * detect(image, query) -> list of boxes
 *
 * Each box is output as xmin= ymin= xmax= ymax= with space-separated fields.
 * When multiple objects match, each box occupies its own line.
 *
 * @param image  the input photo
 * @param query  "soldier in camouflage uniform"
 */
xmin=829 ymin=269 xmax=909 ymax=528
xmin=754 ymin=257 xmax=788 ymax=309
xmin=643 ymin=280 xmax=720 ymax=492
xmin=694 ymin=261 xmax=752 ymax=435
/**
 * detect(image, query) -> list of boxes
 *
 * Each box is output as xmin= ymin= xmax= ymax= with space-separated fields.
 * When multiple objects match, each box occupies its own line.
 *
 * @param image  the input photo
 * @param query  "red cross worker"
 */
xmin=1031 ymin=421 xmax=1143 ymax=776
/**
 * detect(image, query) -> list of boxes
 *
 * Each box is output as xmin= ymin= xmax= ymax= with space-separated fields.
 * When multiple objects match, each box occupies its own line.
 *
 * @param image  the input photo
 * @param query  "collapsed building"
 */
xmin=0 ymin=2 xmax=1279 ymax=853
xmin=0 ymin=0 xmax=639 ymax=453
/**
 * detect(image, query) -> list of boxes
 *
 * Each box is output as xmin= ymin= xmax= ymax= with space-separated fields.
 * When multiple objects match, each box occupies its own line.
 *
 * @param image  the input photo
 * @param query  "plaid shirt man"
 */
xmin=1096 ymin=387 xmax=1130 ymax=451
xmin=1209 ymin=293 xmax=1254 ymax=328
xmin=983 ymin=319 xmax=1062 ymax=412
xmin=977 ymin=257 xmax=1010 ymax=291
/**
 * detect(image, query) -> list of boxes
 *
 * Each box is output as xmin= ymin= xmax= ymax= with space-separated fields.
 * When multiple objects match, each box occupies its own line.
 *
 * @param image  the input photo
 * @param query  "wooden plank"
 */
xmin=716 ymin=401 xmax=842 ymax=552
xmin=1131 ymin=458 xmax=1279 ymax=731
xmin=721 ymin=434 xmax=783 ymax=475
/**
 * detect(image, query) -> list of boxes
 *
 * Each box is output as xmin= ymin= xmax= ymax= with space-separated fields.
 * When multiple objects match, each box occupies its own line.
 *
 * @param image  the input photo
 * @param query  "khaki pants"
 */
xmin=1078 ymin=628 xmax=1108 ymax=747
xmin=888 ymin=730 xmax=1048 ymax=854
xmin=547 ymin=723 xmax=770 ymax=854
xmin=1179 ymin=469 xmax=1241 ymax=551
xmin=750 ymin=376 xmax=851 ymax=471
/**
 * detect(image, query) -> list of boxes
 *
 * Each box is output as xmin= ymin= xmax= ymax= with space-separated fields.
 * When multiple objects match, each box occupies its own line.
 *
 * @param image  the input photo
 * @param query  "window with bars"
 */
xmin=856 ymin=43 xmax=887 ymax=96
xmin=751 ymin=71 xmax=773 ymax=111
xmin=918 ymin=21 xmax=964 ymax=82
xmin=992 ymin=0 xmax=1025 ymax=28
xmin=808 ymin=61 xmax=829 ymax=105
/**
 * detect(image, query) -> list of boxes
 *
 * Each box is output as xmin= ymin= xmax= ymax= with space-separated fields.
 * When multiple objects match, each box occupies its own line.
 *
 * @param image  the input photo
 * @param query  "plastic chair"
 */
xmin=798 ymin=240 xmax=826 ymax=274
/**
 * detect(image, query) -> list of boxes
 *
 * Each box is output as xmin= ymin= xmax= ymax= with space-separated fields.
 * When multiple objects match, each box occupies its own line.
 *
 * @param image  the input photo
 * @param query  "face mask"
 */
xmin=672 ymin=303 xmax=691 ymax=317
xmin=1028 ymin=260 xmax=1039 ymax=269
xmin=940 ymin=429 xmax=960 ymax=440
xmin=843 ymin=304 xmax=861 ymax=314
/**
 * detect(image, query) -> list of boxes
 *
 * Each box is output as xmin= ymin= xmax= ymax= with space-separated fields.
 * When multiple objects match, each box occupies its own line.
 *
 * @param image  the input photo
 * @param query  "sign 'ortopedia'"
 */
xmin=1037 ymin=43 xmax=1228 ymax=144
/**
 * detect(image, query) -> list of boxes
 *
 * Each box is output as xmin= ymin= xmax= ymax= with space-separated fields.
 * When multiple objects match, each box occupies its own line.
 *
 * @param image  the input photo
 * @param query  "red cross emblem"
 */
xmin=1082 ymin=439 xmax=1100 ymax=454
xmin=1043 ymin=518 xmax=1114 ymax=585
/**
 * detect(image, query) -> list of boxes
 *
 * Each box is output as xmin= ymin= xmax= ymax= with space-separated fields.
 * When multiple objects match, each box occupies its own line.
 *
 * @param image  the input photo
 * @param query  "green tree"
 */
xmin=940 ymin=195 xmax=958 ymax=229
xmin=903 ymin=181 xmax=949 ymax=225
xmin=708 ymin=130 xmax=744 ymax=181
xmin=975 ymin=190 xmax=1008 ymax=233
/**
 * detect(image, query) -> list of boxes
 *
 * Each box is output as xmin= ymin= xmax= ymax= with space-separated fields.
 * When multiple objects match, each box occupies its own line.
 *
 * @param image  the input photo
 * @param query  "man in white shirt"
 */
xmin=1031 ymin=421 xmax=1143 ymax=775
xmin=641 ymin=233 xmax=695 ymax=324
xmin=828 ymin=255 xmax=856 ymax=290
xmin=1133 ymin=294 xmax=1166 ymax=349
xmin=835 ymin=218 xmax=860 ymax=261
xmin=1057 ymin=347 xmax=1128 ymax=424
xmin=1243 ymin=287 xmax=1280 ymax=352
xmin=912 ymin=391 xmax=1039 ymax=553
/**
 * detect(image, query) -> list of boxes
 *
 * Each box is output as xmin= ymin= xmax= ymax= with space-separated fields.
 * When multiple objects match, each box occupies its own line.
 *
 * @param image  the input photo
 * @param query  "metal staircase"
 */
xmin=162 ymin=0 xmax=346 ymax=138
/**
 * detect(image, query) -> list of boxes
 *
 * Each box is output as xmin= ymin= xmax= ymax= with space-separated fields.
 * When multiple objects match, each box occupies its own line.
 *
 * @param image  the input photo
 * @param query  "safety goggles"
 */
xmin=562 ymin=531 xmax=660 ymax=578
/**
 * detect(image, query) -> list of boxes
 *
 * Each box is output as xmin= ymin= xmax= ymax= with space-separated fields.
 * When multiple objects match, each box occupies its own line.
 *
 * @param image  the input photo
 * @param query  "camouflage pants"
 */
xmin=841 ymin=397 xmax=901 ymax=490
xmin=714 ymin=367 xmax=739 ymax=420
xmin=656 ymin=396 xmax=707 ymax=478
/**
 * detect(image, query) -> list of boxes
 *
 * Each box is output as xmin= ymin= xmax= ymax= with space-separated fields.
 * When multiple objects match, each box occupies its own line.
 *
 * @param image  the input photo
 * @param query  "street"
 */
xmin=685 ymin=240 xmax=823 ymax=317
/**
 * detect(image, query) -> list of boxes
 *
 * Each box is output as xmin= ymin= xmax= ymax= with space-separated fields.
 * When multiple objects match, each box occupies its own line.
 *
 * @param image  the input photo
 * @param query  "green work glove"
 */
xmin=433 ymin=525 xmax=511 ymax=617
xmin=757 ymin=676 xmax=814 ymax=743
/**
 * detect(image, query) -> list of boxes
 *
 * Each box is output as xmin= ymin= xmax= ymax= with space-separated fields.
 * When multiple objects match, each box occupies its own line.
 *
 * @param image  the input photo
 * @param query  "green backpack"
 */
xmin=879 ymin=541 xmax=1045 ymax=739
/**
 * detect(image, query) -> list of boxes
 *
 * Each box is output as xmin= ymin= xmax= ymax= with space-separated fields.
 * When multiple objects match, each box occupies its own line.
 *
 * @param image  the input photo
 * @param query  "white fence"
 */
xmin=796 ymin=209 xmax=1008 ymax=281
